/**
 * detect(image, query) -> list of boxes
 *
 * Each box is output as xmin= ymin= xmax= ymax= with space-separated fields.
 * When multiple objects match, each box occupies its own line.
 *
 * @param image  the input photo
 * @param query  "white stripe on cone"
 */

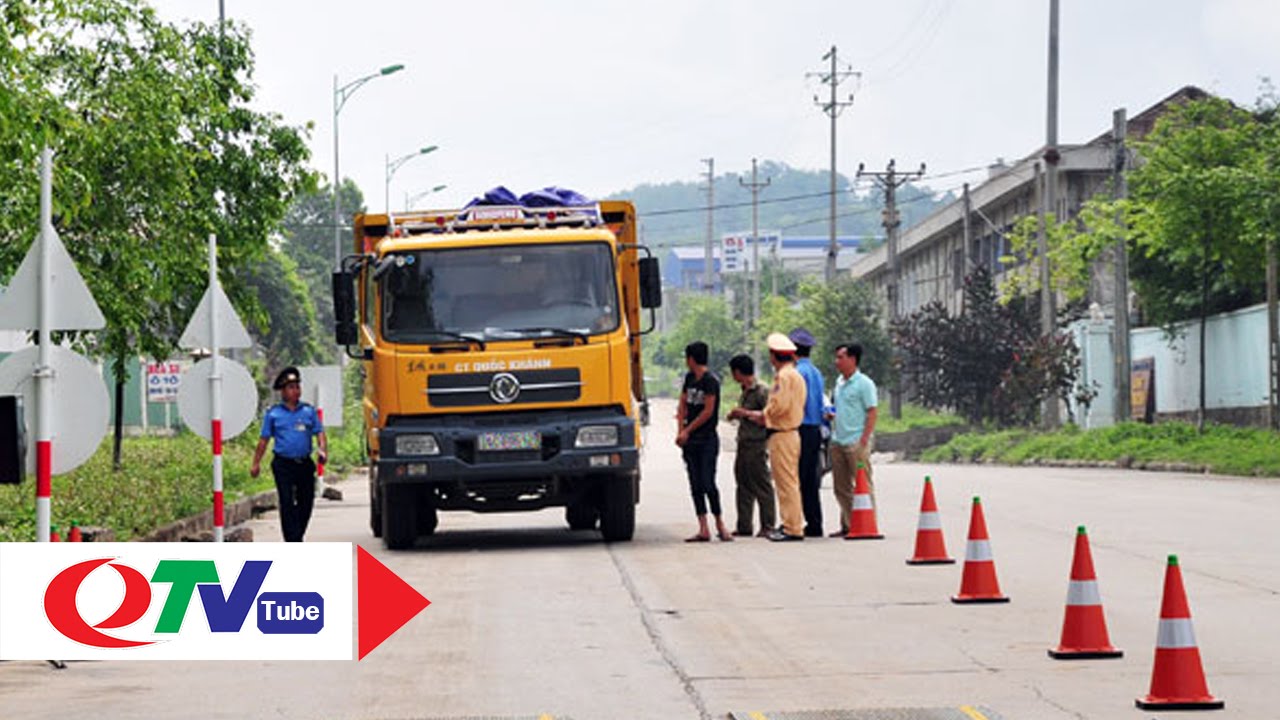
xmin=916 ymin=511 xmax=942 ymax=530
xmin=1066 ymin=579 xmax=1102 ymax=606
xmin=965 ymin=539 xmax=993 ymax=562
xmin=853 ymin=494 xmax=873 ymax=510
xmin=1156 ymin=618 xmax=1198 ymax=649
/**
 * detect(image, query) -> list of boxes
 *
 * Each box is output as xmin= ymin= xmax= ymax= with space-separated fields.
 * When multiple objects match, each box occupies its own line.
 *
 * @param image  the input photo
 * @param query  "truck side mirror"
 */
xmin=332 ymin=270 xmax=358 ymax=346
xmin=0 ymin=395 xmax=25 ymax=485
xmin=639 ymin=257 xmax=662 ymax=309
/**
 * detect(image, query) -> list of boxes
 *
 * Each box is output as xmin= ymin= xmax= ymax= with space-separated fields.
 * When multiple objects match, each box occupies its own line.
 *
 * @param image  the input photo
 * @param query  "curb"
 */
xmin=139 ymin=490 xmax=279 ymax=542
xmin=918 ymin=456 xmax=1216 ymax=474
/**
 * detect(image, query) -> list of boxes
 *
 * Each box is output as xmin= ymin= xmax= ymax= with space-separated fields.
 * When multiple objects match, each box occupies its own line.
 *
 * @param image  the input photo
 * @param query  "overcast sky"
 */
xmin=149 ymin=0 xmax=1278 ymax=216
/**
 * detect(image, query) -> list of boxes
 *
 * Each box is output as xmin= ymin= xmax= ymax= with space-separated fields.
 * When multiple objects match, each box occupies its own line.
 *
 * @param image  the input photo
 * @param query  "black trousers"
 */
xmin=681 ymin=436 xmax=722 ymax=516
xmin=271 ymin=455 xmax=316 ymax=542
xmin=798 ymin=425 xmax=823 ymax=534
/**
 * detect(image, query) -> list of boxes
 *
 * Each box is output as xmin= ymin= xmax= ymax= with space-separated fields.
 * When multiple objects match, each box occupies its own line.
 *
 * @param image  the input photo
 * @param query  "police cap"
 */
xmin=273 ymin=366 xmax=301 ymax=390
xmin=788 ymin=327 xmax=817 ymax=348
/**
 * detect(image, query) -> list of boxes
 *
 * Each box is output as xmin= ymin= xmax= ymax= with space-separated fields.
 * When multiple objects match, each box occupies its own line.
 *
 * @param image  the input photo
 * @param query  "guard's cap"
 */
xmin=788 ymin=327 xmax=817 ymax=348
xmin=273 ymin=366 xmax=301 ymax=390
xmin=766 ymin=332 xmax=797 ymax=353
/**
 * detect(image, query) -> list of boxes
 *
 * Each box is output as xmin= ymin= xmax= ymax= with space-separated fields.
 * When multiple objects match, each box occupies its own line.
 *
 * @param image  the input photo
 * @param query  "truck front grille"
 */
xmin=426 ymin=368 xmax=582 ymax=407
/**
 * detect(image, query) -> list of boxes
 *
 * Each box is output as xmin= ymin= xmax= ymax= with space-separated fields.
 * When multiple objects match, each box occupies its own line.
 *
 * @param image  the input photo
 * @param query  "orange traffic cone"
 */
xmin=49 ymin=524 xmax=61 ymax=542
xmin=951 ymin=497 xmax=1008 ymax=604
xmin=68 ymin=522 xmax=83 ymax=543
xmin=906 ymin=476 xmax=954 ymax=564
xmin=843 ymin=462 xmax=882 ymax=540
xmin=1049 ymin=526 xmax=1121 ymax=659
xmin=1136 ymin=555 xmax=1224 ymax=710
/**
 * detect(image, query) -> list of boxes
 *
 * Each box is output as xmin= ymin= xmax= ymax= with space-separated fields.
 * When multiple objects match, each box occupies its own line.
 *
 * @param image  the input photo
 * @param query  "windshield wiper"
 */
xmin=422 ymin=330 xmax=486 ymax=351
xmin=505 ymin=326 xmax=589 ymax=344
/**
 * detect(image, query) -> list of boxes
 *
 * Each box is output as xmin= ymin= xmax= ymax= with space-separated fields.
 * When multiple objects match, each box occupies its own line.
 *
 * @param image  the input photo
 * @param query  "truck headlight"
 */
xmin=575 ymin=425 xmax=618 ymax=448
xmin=395 ymin=433 xmax=440 ymax=456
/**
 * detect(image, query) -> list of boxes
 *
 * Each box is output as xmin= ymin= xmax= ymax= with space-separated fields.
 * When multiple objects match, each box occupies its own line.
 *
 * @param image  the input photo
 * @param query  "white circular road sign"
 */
xmin=177 ymin=357 xmax=259 ymax=442
xmin=0 ymin=345 xmax=109 ymax=475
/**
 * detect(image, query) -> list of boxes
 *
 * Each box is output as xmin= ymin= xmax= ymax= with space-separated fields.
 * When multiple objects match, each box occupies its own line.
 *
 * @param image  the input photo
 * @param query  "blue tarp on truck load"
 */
xmin=464 ymin=186 xmax=592 ymax=209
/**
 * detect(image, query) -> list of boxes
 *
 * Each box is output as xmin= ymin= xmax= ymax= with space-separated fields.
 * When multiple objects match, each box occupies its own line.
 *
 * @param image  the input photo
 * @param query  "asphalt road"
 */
xmin=2 ymin=397 xmax=1277 ymax=720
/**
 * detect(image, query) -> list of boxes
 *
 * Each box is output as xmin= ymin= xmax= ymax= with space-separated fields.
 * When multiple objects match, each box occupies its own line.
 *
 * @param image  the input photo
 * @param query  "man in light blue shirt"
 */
xmin=788 ymin=327 xmax=826 ymax=537
xmin=828 ymin=342 xmax=878 ymax=536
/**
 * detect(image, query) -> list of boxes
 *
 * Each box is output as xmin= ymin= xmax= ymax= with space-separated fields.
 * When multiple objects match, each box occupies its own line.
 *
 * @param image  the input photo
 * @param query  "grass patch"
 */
xmin=876 ymin=404 xmax=966 ymax=434
xmin=921 ymin=421 xmax=1280 ymax=477
xmin=0 ymin=432 xmax=274 ymax=542
xmin=0 ymin=368 xmax=368 ymax=543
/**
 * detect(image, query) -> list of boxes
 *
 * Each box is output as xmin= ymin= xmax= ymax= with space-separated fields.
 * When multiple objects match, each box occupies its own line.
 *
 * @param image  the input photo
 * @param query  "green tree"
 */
xmin=240 ymin=247 xmax=323 ymax=374
xmin=796 ymin=278 xmax=893 ymax=390
xmin=0 ymin=1 xmax=313 ymax=465
xmin=280 ymin=179 xmax=367 ymax=351
xmin=1000 ymin=198 xmax=1125 ymax=308
xmin=1127 ymin=96 xmax=1269 ymax=429
xmin=998 ymin=93 xmax=1280 ymax=431
xmin=1128 ymin=97 xmax=1265 ymax=323
xmin=654 ymin=294 xmax=745 ymax=375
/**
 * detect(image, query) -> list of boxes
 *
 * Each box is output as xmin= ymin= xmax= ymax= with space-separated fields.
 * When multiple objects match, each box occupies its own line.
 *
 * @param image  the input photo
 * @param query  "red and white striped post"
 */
xmin=207 ymin=234 xmax=224 ymax=543
xmin=34 ymin=149 xmax=55 ymax=542
xmin=315 ymin=404 xmax=326 ymax=497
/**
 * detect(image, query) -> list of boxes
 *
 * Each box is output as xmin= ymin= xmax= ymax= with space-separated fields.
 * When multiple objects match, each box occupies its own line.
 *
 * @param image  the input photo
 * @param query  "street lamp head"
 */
xmin=380 ymin=64 xmax=405 ymax=75
xmin=420 ymin=145 xmax=438 ymax=155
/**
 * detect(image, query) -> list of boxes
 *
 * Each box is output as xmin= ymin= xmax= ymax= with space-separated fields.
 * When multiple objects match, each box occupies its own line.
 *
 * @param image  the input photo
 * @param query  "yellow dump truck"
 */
xmin=332 ymin=198 xmax=660 ymax=548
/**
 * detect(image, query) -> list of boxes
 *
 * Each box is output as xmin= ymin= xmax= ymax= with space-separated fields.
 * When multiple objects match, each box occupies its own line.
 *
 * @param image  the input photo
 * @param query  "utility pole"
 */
xmin=962 ymin=182 xmax=973 ymax=301
xmin=1269 ymin=234 xmax=1278 ymax=430
xmin=740 ymin=159 xmax=771 ymax=331
xmin=1041 ymin=0 xmax=1062 ymax=428
xmin=808 ymin=46 xmax=859 ymax=284
xmin=857 ymin=158 xmax=924 ymax=421
xmin=1112 ymin=108 xmax=1132 ymax=425
xmin=701 ymin=158 xmax=715 ymax=294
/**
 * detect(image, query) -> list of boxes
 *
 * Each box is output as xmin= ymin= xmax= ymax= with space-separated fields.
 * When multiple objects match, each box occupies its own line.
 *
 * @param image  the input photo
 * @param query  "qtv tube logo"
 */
xmin=0 ymin=543 xmax=426 ymax=661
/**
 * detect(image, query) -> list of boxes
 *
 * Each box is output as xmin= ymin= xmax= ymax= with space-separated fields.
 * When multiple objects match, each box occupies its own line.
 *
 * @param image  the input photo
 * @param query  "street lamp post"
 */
xmin=385 ymin=146 xmax=438 ymax=213
xmin=405 ymin=184 xmax=448 ymax=211
xmin=332 ymin=63 xmax=404 ymax=270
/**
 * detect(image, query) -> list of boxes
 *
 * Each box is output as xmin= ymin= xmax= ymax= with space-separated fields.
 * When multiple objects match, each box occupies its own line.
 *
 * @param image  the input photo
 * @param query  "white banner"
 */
xmin=0 ymin=543 xmax=353 ymax=660
xmin=145 ymin=361 xmax=183 ymax=403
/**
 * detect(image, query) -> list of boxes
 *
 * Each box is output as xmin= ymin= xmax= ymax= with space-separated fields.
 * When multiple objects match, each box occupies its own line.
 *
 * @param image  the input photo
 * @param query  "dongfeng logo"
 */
xmin=489 ymin=372 xmax=521 ymax=404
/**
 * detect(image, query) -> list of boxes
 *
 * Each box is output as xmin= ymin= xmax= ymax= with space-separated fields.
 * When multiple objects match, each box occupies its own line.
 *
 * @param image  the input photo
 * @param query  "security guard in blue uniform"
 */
xmin=250 ymin=367 xmax=327 ymax=542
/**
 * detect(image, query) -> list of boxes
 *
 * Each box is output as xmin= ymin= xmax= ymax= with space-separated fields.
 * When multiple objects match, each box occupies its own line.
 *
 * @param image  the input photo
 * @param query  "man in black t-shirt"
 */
xmin=677 ymin=341 xmax=732 ymax=542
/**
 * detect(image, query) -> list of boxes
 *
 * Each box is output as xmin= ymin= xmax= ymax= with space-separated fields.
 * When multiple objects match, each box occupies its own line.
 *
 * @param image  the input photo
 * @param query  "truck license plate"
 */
xmin=477 ymin=430 xmax=541 ymax=451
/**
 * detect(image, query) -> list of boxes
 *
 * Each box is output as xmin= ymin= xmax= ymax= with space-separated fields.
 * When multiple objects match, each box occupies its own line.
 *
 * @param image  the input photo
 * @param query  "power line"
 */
xmin=639 ymin=187 xmax=861 ymax=218
xmin=633 ymin=165 xmax=986 ymax=224
xmin=778 ymin=181 xmax=962 ymax=231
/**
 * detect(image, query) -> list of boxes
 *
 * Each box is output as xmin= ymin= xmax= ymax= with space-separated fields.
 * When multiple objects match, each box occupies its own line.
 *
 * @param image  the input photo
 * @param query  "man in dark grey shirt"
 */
xmin=727 ymin=354 xmax=775 ymax=537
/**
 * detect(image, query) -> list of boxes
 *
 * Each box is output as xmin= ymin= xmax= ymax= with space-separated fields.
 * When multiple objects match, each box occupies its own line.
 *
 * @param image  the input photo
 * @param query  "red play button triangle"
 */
xmin=356 ymin=545 xmax=430 ymax=660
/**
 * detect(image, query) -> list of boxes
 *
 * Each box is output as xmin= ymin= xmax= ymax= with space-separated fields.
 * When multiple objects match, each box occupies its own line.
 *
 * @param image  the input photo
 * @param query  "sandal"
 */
xmin=718 ymin=532 xmax=734 ymax=542
xmin=684 ymin=534 xmax=711 ymax=543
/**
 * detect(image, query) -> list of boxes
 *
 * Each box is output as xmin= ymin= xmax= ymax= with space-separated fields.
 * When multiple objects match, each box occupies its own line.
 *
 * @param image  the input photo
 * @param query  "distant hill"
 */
xmin=604 ymin=160 xmax=952 ymax=249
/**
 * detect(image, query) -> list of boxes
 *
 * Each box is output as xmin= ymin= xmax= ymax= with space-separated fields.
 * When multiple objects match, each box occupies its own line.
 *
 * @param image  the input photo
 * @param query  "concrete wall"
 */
xmin=1072 ymin=302 xmax=1270 ymax=427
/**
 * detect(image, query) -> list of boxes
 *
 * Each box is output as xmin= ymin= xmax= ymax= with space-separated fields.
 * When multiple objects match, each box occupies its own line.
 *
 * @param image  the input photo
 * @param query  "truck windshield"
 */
xmin=381 ymin=242 xmax=620 ymax=343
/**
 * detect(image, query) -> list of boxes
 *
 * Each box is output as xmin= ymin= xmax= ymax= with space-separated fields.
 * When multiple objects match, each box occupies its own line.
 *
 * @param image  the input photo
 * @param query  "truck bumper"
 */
xmin=376 ymin=407 xmax=639 ymax=512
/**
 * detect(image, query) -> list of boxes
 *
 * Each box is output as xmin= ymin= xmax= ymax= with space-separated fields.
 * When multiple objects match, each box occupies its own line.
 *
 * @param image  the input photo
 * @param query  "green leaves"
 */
xmin=1127 ymin=95 xmax=1272 ymax=328
xmin=0 ymin=0 xmax=313 ymax=379
xmin=655 ymin=294 xmax=745 ymax=371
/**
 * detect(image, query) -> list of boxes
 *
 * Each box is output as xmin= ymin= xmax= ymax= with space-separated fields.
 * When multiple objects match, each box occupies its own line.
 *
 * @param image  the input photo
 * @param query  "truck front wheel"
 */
xmin=369 ymin=466 xmax=383 ymax=538
xmin=565 ymin=501 xmax=599 ymax=531
xmin=598 ymin=474 xmax=636 ymax=542
xmin=381 ymin=483 xmax=418 ymax=550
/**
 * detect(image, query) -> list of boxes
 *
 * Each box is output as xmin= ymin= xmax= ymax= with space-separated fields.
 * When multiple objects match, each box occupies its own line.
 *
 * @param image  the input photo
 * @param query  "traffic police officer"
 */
xmin=250 ymin=367 xmax=327 ymax=542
